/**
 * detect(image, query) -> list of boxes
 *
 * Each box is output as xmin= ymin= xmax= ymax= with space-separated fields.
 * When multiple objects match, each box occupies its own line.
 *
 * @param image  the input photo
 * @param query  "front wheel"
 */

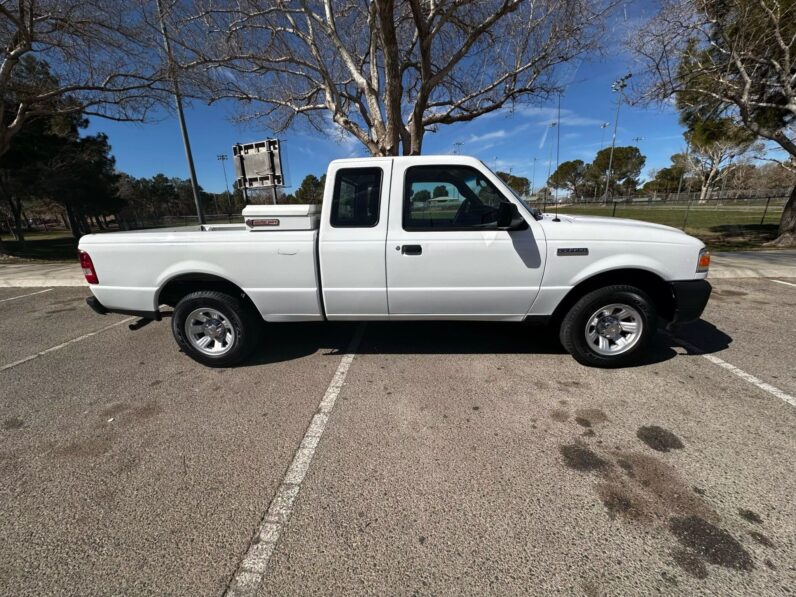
xmin=559 ymin=285 xmax=657 ymax=368
xmin=172 ymin=290 xmax=261 ymax=367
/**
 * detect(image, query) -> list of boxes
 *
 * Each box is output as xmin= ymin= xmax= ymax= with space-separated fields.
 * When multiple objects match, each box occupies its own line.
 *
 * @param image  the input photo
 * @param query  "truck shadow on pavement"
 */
xmin=670 ymin=319 xmax=733 ymax=355
xmin=242 ymin=319 xmax=732 ymax=368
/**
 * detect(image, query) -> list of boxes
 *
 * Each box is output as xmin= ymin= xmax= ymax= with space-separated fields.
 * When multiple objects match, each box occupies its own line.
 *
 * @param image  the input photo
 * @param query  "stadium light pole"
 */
xmin=603 ymin=73 xmax=632 ymax=203
xmin=546 ymin=121 xmax=557 ymax=193
xmin=554 ymin=92 xmax=562 ymax=205
xmin=156 ymin=0 xmax=205 ymax=225
xmin=217 ymin=154 xmax=231 ymax=212
xmin=594 ymin=122 xmax=610 ymax=200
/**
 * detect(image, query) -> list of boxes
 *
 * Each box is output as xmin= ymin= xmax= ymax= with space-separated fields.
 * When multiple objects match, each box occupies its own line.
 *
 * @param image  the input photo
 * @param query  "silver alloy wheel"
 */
xmin=184 ymin=307 xmax=236 ymax=356
xmin=584 ymin=303 xmax=643 ymax=356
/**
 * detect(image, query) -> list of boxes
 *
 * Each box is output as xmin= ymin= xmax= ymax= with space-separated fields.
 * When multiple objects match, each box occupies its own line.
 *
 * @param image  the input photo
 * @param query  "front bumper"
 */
xmin=669 ymin=279 xmax=712 ymax=325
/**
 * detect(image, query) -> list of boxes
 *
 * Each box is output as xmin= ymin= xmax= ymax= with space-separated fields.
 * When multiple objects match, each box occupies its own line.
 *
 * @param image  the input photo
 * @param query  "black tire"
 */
xmin=171 ymin=290 xmax=261 ymax=367
xmin=559 ymin=285 xmax=657 ymax=368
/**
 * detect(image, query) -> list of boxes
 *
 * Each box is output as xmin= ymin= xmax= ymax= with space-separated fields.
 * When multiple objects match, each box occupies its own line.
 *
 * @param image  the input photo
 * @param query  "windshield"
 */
xmin=479 ymin=160 xmax=543 ymax=221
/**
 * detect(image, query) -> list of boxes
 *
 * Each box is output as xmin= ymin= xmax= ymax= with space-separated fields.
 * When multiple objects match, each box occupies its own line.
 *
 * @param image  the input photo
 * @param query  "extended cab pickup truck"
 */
xmin=78 ymin=155 xmax=711 ymax=368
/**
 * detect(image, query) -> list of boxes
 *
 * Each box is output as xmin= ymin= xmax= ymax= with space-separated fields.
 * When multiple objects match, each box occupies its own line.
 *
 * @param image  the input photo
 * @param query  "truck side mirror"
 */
xmin=496 ymin=202 xmax=529 ymax=231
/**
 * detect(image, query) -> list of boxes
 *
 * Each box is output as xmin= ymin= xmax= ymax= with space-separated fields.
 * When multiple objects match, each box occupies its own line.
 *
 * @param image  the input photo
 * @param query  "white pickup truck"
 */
xmin=78 ymin=155 xmax=711 ymax=368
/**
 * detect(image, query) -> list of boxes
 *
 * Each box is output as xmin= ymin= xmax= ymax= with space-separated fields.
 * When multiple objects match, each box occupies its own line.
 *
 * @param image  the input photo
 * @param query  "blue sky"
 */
xmin=86 ymin=65 xmax=688 ymax=196
xmin=80 ymin=5 xmax=710 ymax=196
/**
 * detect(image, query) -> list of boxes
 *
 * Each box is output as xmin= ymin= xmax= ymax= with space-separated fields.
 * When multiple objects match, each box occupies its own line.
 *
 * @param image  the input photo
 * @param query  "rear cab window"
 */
xmin=330 ymin=168 xmax=382 ymax=228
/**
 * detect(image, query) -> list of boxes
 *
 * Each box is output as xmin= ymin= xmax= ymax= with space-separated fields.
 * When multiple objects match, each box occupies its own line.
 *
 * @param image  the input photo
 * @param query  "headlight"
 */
xmin=696 ymin=248 xmax=710 ymax=273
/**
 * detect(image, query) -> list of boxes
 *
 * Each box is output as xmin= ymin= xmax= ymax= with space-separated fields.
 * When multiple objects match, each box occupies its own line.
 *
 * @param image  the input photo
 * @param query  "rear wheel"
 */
xmin=559 ymin=285 xmax=657 ymax=368
xmin=172 ymin=290 xmax=261 ymax=367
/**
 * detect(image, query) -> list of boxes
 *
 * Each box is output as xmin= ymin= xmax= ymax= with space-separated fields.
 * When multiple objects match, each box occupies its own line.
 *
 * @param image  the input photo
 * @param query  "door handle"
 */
xmin=401 ymin=244 xmax=422 ymax=256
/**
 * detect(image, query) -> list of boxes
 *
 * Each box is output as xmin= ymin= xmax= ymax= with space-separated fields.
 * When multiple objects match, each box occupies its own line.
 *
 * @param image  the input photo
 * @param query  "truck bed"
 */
xmin=80 ymin=227 xmax=323 ymax=322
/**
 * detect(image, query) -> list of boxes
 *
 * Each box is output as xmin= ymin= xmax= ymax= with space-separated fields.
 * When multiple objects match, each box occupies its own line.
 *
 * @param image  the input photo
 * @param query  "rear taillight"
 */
xmin=78 ymin=250 xmax=99 ymax=284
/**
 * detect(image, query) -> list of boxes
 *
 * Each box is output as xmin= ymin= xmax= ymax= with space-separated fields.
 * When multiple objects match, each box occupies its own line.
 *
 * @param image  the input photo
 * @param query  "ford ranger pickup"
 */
xmin=78 ymin=155 xmax=711 ymax=367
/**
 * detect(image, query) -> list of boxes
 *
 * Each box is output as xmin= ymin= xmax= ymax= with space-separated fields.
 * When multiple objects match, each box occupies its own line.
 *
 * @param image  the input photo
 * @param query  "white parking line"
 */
xmin=0 ymin=288 xmax=53 ymax=303
xmin=772 ymin=279 xmax=796 ymax=288
xmin=224 ymin=324 xmax=366 ymax=597
xmin=0 ymin=317 xmax=136 ymax=373
xmin=673 ymin=335 xmax=795 ymax=408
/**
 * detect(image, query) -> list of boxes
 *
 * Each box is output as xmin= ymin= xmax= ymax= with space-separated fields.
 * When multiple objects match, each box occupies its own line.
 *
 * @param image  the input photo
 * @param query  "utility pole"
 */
xmin=603 ymin=73 xmax=632 ymax=204
xmin=530 ymin=157 xmax=537 ymax=197
xmin=156 ymin=0 xmax=205 ymax=225
xmin=554 ymin=92 xmax=562 ymax=205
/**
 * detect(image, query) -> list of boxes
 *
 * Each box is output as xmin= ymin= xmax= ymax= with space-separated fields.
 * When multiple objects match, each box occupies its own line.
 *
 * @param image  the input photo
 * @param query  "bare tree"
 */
xmin=683 ymin=120 xmax=762 ymax=202
xmin=177 ymin=0 xmax=612 ymax=157
xmin=630 ymin=0 xmax=796 ymax=245
xmin=0 ymin=0 xmax=168 ymax=158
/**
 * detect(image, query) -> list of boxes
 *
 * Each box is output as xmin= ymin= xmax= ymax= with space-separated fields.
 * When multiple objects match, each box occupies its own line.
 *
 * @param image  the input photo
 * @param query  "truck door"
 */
xmin=385 ymin=161 xmax=545 ymax=319
xmin=319 ymin=160 xmax=392 ymax=319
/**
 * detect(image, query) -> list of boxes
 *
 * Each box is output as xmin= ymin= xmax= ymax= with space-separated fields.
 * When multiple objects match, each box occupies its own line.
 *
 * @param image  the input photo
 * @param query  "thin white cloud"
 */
xmin=468 ymin=129 xmax=508 ymax=143
xmin=489 ymin=105 xmax=606 ymax=128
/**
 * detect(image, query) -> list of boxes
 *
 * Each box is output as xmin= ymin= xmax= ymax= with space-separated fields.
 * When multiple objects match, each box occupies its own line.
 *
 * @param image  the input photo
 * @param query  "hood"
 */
xmin=538 ymin=213 xmax=701 ymax=245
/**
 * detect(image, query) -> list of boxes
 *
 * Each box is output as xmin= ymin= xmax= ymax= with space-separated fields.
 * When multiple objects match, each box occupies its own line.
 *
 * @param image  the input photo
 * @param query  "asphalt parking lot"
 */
xmin=1 ymin=279 xmax=794 ymax=596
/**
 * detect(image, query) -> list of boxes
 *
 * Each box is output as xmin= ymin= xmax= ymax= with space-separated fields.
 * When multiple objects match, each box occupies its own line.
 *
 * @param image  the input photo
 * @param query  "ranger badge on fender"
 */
xmin=557 ymin=248 xmax=589 ymax=256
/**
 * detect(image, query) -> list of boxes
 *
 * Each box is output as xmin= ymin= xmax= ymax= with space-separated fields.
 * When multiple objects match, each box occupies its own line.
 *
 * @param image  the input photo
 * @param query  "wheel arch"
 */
xmin=157 ymin=273 xmax=258 ymax=314
xmin=550 ymin=268 xmax=675 ymax=325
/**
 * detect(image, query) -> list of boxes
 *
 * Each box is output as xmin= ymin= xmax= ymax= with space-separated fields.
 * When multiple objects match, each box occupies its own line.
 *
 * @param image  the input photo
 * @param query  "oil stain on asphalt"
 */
xmin=558 ymin=416 xmax=761 ymax=581
xmin=636 ymin=425 xmax=684 ymax=452
xmin=669 ymin=516 xmax=754 ymax=572
xmin=3 ymin=417 xmax=24 ymax=430
xmin=749 ymin=531 xmax=775 ymax=548
xmin=559 ymin=444 xmax=610 ymax=472
xmin=672 ymin=548 xmax=709 ymax=579
xmin=574 ymin=408 xmax=608 ymax=429
xmin=738 ymin=508 xmax=763 ymax=524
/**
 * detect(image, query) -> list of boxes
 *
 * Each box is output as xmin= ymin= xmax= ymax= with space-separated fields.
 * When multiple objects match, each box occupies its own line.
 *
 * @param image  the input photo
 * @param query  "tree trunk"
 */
xmin=65 ymin=203 xmax=82 ymax=239
xmin=765 ymin=184 xmax=796 ymax=247
xmin=81 ymin=213 xmax=92 ymax=235
xmin=3 ymin=195 xmax=25 ymax=245
xmin=698 ymin=184 xmax=709 ymax=203
xmin=11 ymin=207 xmax=25 ymax=246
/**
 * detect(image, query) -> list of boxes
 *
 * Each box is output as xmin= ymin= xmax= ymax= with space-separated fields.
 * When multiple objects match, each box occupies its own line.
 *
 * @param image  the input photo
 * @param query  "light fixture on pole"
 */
xmin=603 ymin=73 xmax=632 ymax=203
